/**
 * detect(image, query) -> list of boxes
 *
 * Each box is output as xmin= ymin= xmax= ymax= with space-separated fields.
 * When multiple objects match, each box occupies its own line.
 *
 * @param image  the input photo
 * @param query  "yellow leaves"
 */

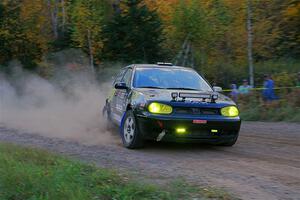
xmin=145 ymin=0 xmax=178 ymax=23
xmin=18 ymin=0 xmax=51 ymax=53
xmin=70 ymin=0 xmax=106 ymax=64
xmin=1 ymin=0 xmax=298 ymax=68
xmin=273 ymin=71 xmax=296 ymax=87
xmin=283 ymin=2 xmax=300 ymax=17
xmin=1 ymin=0 xmax=10 ymax=6
xmin=76 ymin=4 xmax=91 ymax=19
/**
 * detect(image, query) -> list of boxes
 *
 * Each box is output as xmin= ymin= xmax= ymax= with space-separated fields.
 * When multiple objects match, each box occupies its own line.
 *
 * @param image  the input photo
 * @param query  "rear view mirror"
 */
xmin=213 ymin=86 xmax=222 ymax=92
xmin=115 ymin=82 xmax=128 ymax=90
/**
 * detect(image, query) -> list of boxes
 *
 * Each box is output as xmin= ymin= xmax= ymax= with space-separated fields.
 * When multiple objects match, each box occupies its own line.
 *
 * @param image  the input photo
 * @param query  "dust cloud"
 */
xmin=0 ymin=66 xmax=119 ymax=146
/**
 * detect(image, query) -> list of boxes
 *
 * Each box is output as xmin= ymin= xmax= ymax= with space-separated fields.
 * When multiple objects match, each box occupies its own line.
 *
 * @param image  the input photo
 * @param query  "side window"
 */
xmin=113 ymin=69 xmax=126 ymax=85
xmin=122 ymin=68 xmax=133 ymax=87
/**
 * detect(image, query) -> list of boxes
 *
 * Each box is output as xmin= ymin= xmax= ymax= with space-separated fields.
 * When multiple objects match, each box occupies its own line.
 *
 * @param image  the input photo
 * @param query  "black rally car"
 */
xmin=103 ymin=63 xmax=241 ymax=149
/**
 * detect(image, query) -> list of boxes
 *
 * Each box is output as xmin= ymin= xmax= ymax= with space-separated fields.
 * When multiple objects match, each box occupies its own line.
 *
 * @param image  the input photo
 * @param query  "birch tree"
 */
xmin=71 ymin=0 xmax=105 ymax=72
xmin=247 ymin=0 xmax=254 ymax=86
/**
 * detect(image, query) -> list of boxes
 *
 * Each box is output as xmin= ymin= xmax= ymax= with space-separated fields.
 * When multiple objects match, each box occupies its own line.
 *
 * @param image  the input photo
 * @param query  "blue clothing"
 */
xmin=262 ymin=79 xmax=278 ymax=101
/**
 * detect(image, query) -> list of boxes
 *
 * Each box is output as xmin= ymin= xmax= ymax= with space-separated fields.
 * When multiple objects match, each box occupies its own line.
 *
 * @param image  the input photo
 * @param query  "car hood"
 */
xmin=133 ymin=88 xmax=235 ymax=104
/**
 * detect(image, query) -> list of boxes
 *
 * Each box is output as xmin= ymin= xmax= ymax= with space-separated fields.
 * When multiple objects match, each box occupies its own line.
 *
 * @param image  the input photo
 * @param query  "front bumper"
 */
xmin=136 ymin=114 xmax=241 ymax=143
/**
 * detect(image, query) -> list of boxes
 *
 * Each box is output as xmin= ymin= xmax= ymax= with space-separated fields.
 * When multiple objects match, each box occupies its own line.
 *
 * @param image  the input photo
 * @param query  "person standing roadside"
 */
xmin=262 ymin=74 xmax=278 ymax=102
xmin=238 ymin=79 xmax=252 ymax=95
xmin=229 ymin=84 xmax=239 ymax=102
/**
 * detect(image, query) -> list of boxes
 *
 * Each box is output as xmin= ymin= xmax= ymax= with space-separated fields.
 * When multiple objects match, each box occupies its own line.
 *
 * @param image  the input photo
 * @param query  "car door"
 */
xmin=114 ymin=67 xmax=133 ymax=123
xmin=110 ymin=69 xmax=126 ymax=123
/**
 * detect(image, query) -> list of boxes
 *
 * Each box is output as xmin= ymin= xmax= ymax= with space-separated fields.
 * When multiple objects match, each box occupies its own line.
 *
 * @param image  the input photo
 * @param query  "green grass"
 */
xmin=0 ymin=143 xmax=235 ymax=200
xmin=237 ymin=89 xmax=300 ymax=122
xmin=240 ymin=104 xmax=300 ymax=122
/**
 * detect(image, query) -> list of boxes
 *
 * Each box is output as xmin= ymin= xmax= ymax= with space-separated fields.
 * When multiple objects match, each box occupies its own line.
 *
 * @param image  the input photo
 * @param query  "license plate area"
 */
xmin=193 ymin=120 xmax=207 ymax=124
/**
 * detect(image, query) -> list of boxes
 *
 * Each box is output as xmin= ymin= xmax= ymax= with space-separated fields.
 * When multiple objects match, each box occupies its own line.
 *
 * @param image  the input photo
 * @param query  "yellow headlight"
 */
xmin=148 ymin=102 xmax=173 ymax=114
xmin=221 ymin=106 xmax=239 ymax=117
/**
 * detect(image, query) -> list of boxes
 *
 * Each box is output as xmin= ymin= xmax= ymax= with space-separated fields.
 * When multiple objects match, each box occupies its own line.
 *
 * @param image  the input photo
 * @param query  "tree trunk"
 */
xmin=47 ymin=0 xmax=59 ymax=39
xmin=174 ymin=34 xmax=189 ymax=66
xmin=87 ymin=29 xmax=95 ymax=74
xmin=182 ymin=42 xmax=190 ymax=67
xmin=247 ymin=0 xmax=254 ymax=87
xmin=200 ymin=47 xmax=205 ymax=70
xmin=190 ymin=45 xmax=195 ymax=69
xmin=61 ymin=0 xmax=66 ymax=35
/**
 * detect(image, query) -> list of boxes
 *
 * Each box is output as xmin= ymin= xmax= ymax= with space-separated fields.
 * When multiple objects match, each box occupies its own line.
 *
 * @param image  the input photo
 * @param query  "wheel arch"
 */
xmin=126 ymin=104 xmax=132 ymax=111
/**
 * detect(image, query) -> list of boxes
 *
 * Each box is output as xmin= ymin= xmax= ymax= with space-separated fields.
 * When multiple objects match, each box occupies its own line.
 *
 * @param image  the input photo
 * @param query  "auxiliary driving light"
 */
xmin=176 ymin=128 xmax=186 ymax=134
xmin=211 ymin=129 xmax=218 ymax=133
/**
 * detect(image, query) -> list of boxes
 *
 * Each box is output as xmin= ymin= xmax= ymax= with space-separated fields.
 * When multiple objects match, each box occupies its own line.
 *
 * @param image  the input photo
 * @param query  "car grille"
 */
xmin=174 ymin=107 xmax=219 ymax=115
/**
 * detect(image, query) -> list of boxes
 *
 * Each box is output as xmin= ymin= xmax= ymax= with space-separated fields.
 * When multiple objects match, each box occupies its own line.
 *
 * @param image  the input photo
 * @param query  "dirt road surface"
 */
xmin=0 ymin=122 xmax=299 ymax=200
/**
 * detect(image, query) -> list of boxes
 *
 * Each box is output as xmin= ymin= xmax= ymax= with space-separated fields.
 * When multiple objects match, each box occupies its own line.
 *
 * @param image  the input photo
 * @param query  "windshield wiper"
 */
xmin=138 ymin=86 xmax=165 ymax=89
xmin=166 ymin=87 xmax=200 ymax=91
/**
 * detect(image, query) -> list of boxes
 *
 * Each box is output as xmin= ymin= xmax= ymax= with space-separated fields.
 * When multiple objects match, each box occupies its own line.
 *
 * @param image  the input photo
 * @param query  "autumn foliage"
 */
xmin=0 ymin=0 xmax=299 ymax=86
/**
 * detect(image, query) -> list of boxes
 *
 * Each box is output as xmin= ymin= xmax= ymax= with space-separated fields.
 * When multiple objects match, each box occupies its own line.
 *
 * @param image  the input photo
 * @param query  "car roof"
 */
xmin=126 ymin=64 xmax=195 ymax=71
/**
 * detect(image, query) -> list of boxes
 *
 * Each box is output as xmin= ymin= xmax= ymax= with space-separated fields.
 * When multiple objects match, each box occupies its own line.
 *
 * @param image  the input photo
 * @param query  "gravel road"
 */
xmin=0 ymin=122 xmax=299 ymax=200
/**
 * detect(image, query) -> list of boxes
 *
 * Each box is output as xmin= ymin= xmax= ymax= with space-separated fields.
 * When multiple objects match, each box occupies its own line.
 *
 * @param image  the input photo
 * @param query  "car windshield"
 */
xmin=133 ymin=67 xmax=213 ymax=91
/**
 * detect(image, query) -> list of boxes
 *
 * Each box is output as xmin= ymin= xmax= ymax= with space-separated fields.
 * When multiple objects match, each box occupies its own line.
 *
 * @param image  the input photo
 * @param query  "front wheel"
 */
xmin=121 ymin=110 xmax=144 ymax=149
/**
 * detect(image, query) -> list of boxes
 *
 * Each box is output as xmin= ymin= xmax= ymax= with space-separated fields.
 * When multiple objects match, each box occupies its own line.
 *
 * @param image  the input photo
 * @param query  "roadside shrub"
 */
xmin=238 ymin=89 xmax=300 ymax=122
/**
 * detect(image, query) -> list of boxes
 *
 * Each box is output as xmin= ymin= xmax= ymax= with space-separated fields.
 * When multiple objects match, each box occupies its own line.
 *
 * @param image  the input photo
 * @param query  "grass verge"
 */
xmin=0 ymin=142 xmax=235 ymax=200
xmin=238 ymin=90 xmax=300 ymax=122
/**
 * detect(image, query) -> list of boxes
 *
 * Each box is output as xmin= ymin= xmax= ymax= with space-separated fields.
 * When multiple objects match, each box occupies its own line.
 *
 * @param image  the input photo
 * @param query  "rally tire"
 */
xmin=121 ymin=110 xmax=144 ymax=149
